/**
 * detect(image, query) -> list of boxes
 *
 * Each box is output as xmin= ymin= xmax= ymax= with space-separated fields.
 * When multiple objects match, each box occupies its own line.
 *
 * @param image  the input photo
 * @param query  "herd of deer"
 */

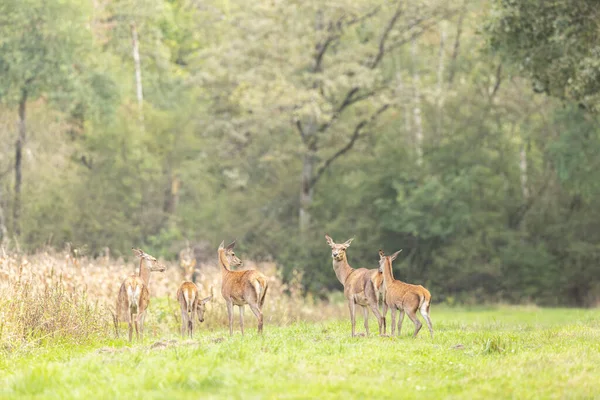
xmin=114 ymin=235 xmax=433 ymax=342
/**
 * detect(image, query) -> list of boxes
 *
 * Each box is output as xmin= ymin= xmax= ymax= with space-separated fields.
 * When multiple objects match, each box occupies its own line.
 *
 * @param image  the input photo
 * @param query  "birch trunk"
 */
xmin=130 ymin=22 xmax=144 ymax=127
xmin=436 ymin=21 xmax=447 ymax=134
xmin=13 ymin=89 xmax=27 ymax=237
xmin=411 ymin=40 xmax=423 ymax=167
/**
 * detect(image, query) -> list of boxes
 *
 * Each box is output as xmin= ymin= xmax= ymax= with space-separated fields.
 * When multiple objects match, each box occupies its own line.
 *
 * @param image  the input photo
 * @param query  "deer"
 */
xmin=218 ymin=240 xmax=268 ymax=335
xmin=378 ymin=249 xmax=433 ymax=338
xmin=115 ymin=248 xmax=166 ymax=342
xmin=177 ymin=283 xmax=213 ymax=338
xmin=325 ymin=235 xmax=387 ymax=337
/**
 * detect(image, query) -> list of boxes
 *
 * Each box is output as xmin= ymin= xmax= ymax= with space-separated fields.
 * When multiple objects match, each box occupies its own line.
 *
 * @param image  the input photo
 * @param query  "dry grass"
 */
xmin=0 ymin=249 xmax=346 ymax=348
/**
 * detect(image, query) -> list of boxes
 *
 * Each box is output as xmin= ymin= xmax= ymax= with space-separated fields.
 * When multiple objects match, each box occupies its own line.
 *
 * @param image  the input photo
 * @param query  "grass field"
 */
xmin=2 ymin=305 xmax=600 ymax=399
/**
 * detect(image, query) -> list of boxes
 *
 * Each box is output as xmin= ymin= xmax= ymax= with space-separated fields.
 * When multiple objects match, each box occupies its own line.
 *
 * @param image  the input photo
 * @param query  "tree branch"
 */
xmin=371 ymin=1 xmax=404 ymax=69
xmin=313 ymin=34 xmax=339 ymax=73
xmin=448 ymin=4 xmax=466 ymax=84
xmin=296 ymin=120 xmax=307 ymax=145
xmin=313 ymin=6 xmax=382 ymax=73
xmin=310 ymin=103 xmax=390 ymax=188
xmin=490 ymin=63 xmax=503 ymax=100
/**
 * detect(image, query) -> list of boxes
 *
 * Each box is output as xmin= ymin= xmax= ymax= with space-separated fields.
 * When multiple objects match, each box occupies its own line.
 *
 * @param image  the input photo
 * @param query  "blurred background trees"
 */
xmin=1 ymin=0 xmax=599 ymax=306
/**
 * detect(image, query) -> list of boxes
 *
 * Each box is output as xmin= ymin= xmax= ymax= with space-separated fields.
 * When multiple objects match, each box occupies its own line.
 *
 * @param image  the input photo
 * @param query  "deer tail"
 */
xmin=183 ymin=288 xmax=195 ymax=315
xmin=254 ymin=276 xmax=268 ymax=308
xmin=127 ymin=283 xmax=141 ymax=315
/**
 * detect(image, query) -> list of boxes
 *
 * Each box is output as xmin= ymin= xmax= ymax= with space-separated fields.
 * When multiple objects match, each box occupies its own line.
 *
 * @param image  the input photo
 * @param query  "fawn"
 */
xmin=116 ymin=248 xmax=166 ymax=342
xmin=325 ymin=235 xmax=387 ymax=337
xmin=378 ymin=249 xmax=433 ymax=338
xmin=176 ymin=283 xmax=213 ymax=338
xmin=218 ymin=240 xmax=268 ymax=335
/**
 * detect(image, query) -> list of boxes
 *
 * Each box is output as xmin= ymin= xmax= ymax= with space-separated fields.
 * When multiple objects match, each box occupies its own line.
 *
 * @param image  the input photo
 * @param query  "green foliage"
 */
xmin=486 ymin=0 xmax=600 ymax=110
xmin=0 ymin=0 xmax=599 ymax=305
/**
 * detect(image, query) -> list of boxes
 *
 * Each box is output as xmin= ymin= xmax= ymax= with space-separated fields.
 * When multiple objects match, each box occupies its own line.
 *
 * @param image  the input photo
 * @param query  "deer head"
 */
xmin=132 ymin=248 xmax=166 ymax=272
xmin=378 ymin=249 xmax=402 ymax=272
xmin=325 ymin=234 xmax=353 ymax=262
xmin=196 ymin=294 xmax=213 ymax=323
xmin=218 ymin=240 xmax=243 ymax=268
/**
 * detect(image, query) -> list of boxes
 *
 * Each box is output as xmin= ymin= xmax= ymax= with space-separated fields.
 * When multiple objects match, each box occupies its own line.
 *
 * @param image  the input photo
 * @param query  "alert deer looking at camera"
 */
xmin=378 ymin=249 xmax=433 ymax=338
xmin=177 ymin=283 xmax=213 ymax=338
xmin=218 ymin=240 xmax=268 ymax=335
xmin=325 ymin=235 xmax=387 ymax=337
xmin=116 ymin=248 xmax=166 ymax=342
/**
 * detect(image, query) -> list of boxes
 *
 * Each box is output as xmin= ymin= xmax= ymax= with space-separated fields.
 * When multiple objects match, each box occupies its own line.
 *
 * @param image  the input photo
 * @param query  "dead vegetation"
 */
xmin=0 ymin=248 xmax=346 ymax=349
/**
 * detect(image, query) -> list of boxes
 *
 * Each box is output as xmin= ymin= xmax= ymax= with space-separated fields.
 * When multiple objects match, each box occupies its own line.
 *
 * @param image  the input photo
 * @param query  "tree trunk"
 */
xmin=411 ymin=40 xmax=424 ymax=167
xmin=163 ymin=170 xmax=180 ymax=216
xmin=130 ymin=22 xmax=144 ymax=127
xmin=0 ymin=186 xmax=7 ymax=245
xmin=14 ymin=88 xmax=27 ymax=237
xmin=436 ymin=21 xmax=447 ymax=134
xmin=299 ymin=148 xmax=315 ymax=234
xmin=519 ymin=141 xmax=529 ymax=199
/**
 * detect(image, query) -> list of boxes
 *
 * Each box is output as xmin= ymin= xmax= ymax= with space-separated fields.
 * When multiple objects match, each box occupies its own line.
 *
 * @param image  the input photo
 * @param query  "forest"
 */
xmin=1 ymin=0 xmax=599 ymax=306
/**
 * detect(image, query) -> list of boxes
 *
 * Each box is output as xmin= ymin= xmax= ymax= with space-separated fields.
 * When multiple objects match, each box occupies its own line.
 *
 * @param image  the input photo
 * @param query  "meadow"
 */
xmin=1 ymin=252 xmax=600 ymax=399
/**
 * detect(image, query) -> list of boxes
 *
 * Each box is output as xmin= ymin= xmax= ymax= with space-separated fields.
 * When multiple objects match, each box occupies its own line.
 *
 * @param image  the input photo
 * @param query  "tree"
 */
xmin=0 ymin=0 xmax=91 ymax=236
xmin=197 ymin=0 xmax=454 ymax=234
xmin=486 ymin=0 xmax=600 ymax=111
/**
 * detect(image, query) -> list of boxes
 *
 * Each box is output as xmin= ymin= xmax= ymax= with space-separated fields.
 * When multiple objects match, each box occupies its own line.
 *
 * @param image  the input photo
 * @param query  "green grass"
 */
xmin=1 ymin=306 xmax=600 ymax=399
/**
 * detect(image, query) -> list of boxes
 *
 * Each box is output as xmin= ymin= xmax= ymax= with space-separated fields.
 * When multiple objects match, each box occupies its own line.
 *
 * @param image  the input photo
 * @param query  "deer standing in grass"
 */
xmin=177 ymin=283 xmax=213 ymax=338
xmin=378 ymin=249 xmax=433 ymax=338
xmin=325 ymin=235 xmax=387 ymax=337
xmin=116 ymin=248 xmax=166 ymax=342
xmin=218 ymin=240 xmax=268 ymax=335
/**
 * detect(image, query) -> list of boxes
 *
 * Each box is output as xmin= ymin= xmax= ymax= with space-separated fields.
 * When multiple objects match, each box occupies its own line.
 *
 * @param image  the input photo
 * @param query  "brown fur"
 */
xmin=176 ymin=282 xmax=213 ymax=338
xmin=218 ymin=240 xmax=269 ymax=335
xmin=116 ymin=248 xmax=165 ymax=342
xmin=379 ymin=249 xmax=433 ymax=338
xmin=325 ymin=235 xmax=387 ymax=337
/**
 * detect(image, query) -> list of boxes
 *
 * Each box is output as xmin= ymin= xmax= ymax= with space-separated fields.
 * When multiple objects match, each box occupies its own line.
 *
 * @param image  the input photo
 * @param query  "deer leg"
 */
xmin=406 ymin=309 xmax=422 ymax=338
xmin=189 ymin=314 xmax=195 ymax=338
xmin=239 ymin=305 xmax=245 ymax=336
xmin=420 ymin=302 xmax=434 ymax=339
xmin=226 ymin=300 xmax=234 ymax=336
xmin=397 ymin=310 xmax=405 ymax=336
xmin=381 ymin=298 xmax=388 ymax=335
xmin=128 ymin=312 xmax=134 ymax=342
xmin=181 ymin=310 xmax=187 ymax=338
xmin=249 ymin=302 xmax=263 ymax=334
xmin=362 ymin=306 xmax=370 ymax=336
xmin=369 ymin=300 xmax=384 ymax=336
xmin=390 ymin=307 xmax=397 ymax=336
xmin=140 ymin=312 xmax=146 ymax=342
xmin=134 ymin=319 xmax=140 ymax=341
xmin=348 ymin=298 xmax=356 ymax=337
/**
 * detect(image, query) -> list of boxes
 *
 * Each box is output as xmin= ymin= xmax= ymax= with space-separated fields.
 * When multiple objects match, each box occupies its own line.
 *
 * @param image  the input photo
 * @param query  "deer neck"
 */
xmin=139 ymin=258 xmax=151 ymax=286
xmin=382 ymin=259 xmax=395 ymax=286
xmin=218 ymin=250 xmax=231 ymax=275
xmin=332 ymin=256 xmax=354 ymax=285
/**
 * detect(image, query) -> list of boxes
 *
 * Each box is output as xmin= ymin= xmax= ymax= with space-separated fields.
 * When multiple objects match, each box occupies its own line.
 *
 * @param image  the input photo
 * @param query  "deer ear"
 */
xmin=131 ymin=248 xmax=143 ymax=257
xmin=390 ymin=249 xmax=403 ymax=261
xmin=200 ymin=295 xmax=213 ymax=305
xmin=342 ymin=238 xmax=354 ymax=248
xmin=218 ymin=240 xmax=225 ymax=250
xmin=325 ymin=234 xmax=335 ymax=248
xmin=378 ymin=249 xmax=385 ymax=259
xmin=226 ymin=240 xmax=236 ymax=250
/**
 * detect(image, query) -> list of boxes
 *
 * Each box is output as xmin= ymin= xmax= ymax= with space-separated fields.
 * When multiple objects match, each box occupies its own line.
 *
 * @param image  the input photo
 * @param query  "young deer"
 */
xmin=325 ymin=235 xmax=387 ymax=337
xmin=176 ymin=283 xmax=213 ymax=338
xmin=218 ymin=240 xmax=268 ymax=335
xmin=378 ymin=249 xmax=433 ymax=338
xmin=116 ymin=248 xmax=166 ymax=342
